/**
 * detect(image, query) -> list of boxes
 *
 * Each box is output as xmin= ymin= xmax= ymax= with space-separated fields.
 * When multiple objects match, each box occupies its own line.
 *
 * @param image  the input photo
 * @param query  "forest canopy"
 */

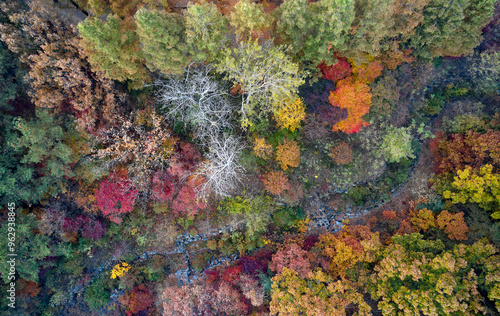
xmin=0 ymin=0 xmax=499 ymax=314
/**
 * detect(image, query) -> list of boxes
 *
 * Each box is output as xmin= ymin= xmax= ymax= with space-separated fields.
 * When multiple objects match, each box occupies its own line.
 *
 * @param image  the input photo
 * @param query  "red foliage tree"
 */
xmin=329 ymin=77 xmax=372 ymax=134
xmin=95 ymin=169 xmax=138 ymax=224
xmin=168 ymin=142 xmax=202 ymax=180
xmin=121 ymin=284 xmax=154 ymax=316
xmin=151 ymin=170 xmax=175 ymax=203
xmin=269 ymin=243 xmax=313 ymax=278
xmin=170 ymin=176 xmax=207 ymax=218
xmin=222 ymin=266 xmax=242 ymax=285
xmin=318 ymin=57 xmax=352 ymax=82
xmin=262 ymin=170 xmax=290 ymax=196
xmin=436 ymin=211 xmax=470 ymax=241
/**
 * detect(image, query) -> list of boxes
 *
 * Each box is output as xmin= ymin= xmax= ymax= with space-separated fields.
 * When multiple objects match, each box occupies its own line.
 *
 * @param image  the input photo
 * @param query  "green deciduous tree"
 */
xmin=368 ymin=234 xmax=497 ymax=315
xmin=78 ymin=15 xmax=149 ymax=89
xmin=230 ymin=0 xmax=273 ymax=40
xmin=216 ymin=40 xmax=304 ymax=127
xmin=443 ymin=164 xmax=500 ymax=218
xmin=469 ymin=50 xmax=500 ymax=95
xmin=134 ymin=8 xmax=189 ymax=75
xmin=378 ymin=125 xmax=415 ymax=163
xmin=184 ymin=2 xmax=229 ymax=63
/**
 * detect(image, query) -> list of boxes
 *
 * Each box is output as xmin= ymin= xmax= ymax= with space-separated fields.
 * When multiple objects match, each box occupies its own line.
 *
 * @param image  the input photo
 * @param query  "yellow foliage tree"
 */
xmin=111 ymin=262 xmax=131 ymax=279
xmin=276 ymin=139 xmax=300 ymax=171
xmin=273 ymin=97 xmax=306 ymax=132
xmin=253 ymin=137 xmax=273 ymax=159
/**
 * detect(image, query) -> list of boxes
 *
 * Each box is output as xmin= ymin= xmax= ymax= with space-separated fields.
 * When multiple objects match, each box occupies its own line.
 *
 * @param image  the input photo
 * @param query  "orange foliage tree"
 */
xmin=262 ymin=170 xmax=290 ymax=196
xmin=276 ymin=139 xmax=301 ymax=170
xmin=329 ymin=77 xmax=372 ymax=134
xmin=328 ymin=141 xmax=353 ymax=165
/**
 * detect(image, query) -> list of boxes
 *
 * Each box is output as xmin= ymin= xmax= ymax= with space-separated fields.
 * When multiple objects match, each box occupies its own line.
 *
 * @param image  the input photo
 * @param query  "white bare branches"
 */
xmin=154 ymin=65 xmax=246 ymax=198
xmin=192 ymin=131 xmax=246 ymax=198
xmin=154 ymin=66 xmax=234 ymax=142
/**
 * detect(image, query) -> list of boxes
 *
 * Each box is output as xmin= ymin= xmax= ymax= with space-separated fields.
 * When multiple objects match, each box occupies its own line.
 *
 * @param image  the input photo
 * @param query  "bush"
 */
xmin=347 ymin=186 xmax=371 ymax=206
xmin=273 ymin=207 xmax=306 ymax=229
xmin=379 ymin=125 xmax=415 ymax=163
xmin=424 ymin=92 xmax=445 ymax=115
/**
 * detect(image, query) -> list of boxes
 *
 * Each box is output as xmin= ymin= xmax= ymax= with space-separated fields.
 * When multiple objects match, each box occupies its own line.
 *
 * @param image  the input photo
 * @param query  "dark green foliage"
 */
xmin=84 ymin=276 xmax=110 ymax=311
xmin=424 ymin=92 xmax=446 ymax=115
xmin=5 ymin=110 xmax=81 ymax=203
xmin=0 ymin=213 xmax=71 ymax=283
xmin=272 ymin=207 xmax=306 ymax=229
xmin=347 ymin=186 xmax=371 ymax=206
xmin=0 ymin=41 xmax=23 ymax=110
xmin=408 ymin=0 xmax=496 ymax=58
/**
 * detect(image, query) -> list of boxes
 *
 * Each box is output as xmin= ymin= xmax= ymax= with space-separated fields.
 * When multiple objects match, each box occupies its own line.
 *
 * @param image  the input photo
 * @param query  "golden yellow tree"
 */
xmin=276 ymin=139 xmax=300 ymax=171
xmin=273 ymin=96 xmax=306 ymax=132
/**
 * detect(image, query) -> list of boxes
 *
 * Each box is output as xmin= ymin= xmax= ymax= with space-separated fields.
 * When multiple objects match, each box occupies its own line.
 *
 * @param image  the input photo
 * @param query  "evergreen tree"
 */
xmin=134 ymin=8 xmax=189 ymax=75
xmin=78 ymin=15 xmax=149 ymax=89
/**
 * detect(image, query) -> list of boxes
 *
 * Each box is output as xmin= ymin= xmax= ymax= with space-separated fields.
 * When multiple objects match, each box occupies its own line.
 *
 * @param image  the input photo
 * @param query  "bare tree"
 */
xmin=193 ymin=131 xmax=246 ymax=198
xmin=154 ymin=65 xmax=234 ymax=142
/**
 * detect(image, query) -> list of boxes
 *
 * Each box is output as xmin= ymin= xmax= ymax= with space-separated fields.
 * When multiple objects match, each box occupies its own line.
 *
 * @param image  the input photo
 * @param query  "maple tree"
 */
xmin=431 ymin=130 xmax=500 ymax=174
xmin=276 ymin=139 xmax=301 ymax=171
xmin=409 ymin=208 xmax=470 ymax=241
xmin=119 ymin=284 xmax=154 ymax=315
xmin=317 ymin=57 xmax=352 ymax=82
xmin=269 ymin=242 xmax=312 ymax=278
xmin=171 ymin=176 xmax=207 ymax=218
xmin=435 ymin=210 xmax=470 ymax=241
xmin=352 ymin=60 xmax=384 ymax=84
xmin=329 ymin=77 xmax=372 ymax=134
xmin=95 ymin=169 xmax=138 ymax=224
